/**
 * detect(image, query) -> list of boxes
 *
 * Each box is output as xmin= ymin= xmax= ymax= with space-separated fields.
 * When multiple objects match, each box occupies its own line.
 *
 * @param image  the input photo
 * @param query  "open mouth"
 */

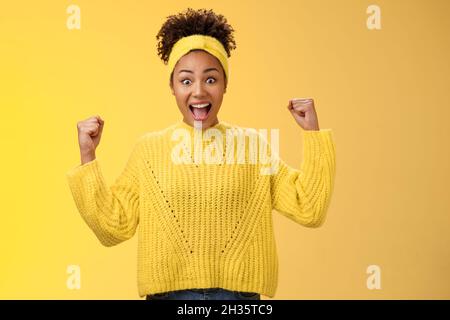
xmin=189 ymin=103 xmax=212 ymax=121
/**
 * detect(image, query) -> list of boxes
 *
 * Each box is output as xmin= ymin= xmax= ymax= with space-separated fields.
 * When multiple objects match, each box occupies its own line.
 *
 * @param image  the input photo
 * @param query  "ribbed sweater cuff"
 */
xmin=301 ymin=128 xmax=334 ymax=170
xmin=66 ymin=158 xmax=106 ymax=215
xmin=299 ymin=128 xmax=335 ymax=221
xmin=66 ymin=158 xmax=99 ymax=177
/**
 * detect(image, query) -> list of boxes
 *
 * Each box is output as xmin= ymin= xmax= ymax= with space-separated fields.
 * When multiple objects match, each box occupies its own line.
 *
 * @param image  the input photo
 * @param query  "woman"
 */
xmin=66 ymin=8 xmax=336 ymax=300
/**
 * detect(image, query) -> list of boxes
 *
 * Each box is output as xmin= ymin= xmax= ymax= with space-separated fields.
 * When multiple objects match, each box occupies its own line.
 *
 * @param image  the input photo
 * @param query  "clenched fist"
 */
xmin=77 ymin=115 xmax=104 ymax=164
xmin=287 ymin=98 xmax=320 ymax=131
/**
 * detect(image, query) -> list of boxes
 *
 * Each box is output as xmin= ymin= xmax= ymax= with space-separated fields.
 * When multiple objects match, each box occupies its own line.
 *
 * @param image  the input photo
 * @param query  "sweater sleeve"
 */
xmin=270 ymin=129 xmax=336 ymax=228
xmin=65 ymin=138 xmax=144 ymax=246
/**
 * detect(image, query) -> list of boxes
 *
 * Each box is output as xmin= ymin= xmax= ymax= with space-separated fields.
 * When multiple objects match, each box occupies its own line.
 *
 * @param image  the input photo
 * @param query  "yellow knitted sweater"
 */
xmin=66 ymin=120 xmax=336 ymax=298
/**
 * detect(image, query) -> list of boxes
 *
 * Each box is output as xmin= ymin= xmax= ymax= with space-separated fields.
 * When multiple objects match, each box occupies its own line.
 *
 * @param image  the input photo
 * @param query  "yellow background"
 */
xmin=1 ymin=0 xmax=449 ymax=299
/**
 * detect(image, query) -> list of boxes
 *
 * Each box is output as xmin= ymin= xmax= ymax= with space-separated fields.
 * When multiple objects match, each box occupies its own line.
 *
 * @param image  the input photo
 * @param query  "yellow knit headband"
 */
xmin=167 ymin=34 xmax=229 ymax=81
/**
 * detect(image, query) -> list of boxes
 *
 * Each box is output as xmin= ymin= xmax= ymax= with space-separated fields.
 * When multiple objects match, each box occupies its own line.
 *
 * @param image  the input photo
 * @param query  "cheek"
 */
xmin=214 ymin=93 xmax=224 ymax=103
xmin=174 ymin=91 xmax=188 ymax=105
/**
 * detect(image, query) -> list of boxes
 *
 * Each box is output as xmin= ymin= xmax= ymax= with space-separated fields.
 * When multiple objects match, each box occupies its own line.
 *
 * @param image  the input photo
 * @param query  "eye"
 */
xmin=180 ymin=77 xmax=216 ymax=85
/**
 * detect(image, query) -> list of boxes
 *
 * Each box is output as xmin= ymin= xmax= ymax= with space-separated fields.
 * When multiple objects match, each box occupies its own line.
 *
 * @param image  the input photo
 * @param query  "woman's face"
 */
xmin=170 ymin=49 xmax=227 ymax=129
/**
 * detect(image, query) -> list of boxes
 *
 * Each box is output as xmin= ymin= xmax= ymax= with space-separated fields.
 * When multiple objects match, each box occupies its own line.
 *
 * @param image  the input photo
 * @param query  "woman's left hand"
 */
xmin=287 ymin=98 xmax=320 ymax=131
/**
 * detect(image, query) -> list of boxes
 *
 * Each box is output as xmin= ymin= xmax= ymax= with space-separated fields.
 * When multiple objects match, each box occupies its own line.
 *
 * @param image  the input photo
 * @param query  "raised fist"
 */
xmin=76 ymin=115 xmax=104 ymax=163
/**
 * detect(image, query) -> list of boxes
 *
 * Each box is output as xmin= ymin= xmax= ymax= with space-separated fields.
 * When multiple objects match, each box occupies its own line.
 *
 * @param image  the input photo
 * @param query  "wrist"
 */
xmin=80 ymin=150 xmax=96 ymax=164
xmin=303 ymin=126 xmax=320 ymax=131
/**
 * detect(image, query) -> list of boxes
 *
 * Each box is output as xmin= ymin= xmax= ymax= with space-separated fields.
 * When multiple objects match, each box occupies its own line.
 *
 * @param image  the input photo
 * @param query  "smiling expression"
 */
xmin=170 ymin=49 xmax=227 ymax=129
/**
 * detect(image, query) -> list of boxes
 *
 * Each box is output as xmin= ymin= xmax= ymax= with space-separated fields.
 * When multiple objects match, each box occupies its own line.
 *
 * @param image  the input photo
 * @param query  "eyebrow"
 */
xmin=178 ymin=68 xmax=219 ymax=74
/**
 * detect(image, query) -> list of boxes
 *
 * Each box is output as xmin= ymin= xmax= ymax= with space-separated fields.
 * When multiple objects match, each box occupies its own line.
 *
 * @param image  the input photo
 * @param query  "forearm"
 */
xmin=80 ymin=150 xmax=96 ymax=165
xmin=66 ymin=159 xmax=140 ymax=246
xmin=271 ymin=129 xmax=336 ymax=227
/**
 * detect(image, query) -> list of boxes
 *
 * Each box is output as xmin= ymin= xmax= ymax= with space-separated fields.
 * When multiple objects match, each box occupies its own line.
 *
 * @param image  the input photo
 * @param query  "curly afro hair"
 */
xmin=156 ymin=8 xmax=237 ymax=83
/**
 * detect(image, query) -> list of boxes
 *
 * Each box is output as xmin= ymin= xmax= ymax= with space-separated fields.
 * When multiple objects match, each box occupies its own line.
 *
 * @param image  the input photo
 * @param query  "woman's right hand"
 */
xmin=77 ymin=115 xmax=104 ymax=164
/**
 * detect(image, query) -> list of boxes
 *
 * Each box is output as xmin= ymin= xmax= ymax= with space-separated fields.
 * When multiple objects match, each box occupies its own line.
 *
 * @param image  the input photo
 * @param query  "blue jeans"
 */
xmin=146 ymin=287 xmax=260 ymax=300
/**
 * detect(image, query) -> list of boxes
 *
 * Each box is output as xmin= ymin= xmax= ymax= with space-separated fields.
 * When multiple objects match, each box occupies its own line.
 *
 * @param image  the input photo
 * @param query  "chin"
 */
xmin=186 ymin=108 xmax=218 ymax=129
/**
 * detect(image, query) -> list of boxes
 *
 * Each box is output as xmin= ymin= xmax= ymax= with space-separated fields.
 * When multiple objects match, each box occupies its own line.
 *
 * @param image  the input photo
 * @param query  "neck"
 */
xmin=182 ymin=117 xmax=220 ymax=131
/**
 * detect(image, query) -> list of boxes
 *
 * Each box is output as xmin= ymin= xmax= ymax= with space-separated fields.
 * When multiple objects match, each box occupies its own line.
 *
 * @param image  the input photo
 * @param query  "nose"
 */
xmin=193 ymin=80 xmax=207 ymax=97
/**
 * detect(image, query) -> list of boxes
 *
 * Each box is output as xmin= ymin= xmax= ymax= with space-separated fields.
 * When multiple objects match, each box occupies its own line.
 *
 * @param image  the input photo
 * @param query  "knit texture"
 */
xmin=66 ymin=120 xmax=336 ymax=298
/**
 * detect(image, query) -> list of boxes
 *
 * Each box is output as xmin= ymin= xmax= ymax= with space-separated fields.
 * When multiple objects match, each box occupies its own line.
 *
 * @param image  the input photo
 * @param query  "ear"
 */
xmin=169 ymin=71 xmax=176 ymax=95
xmin=170 ymin=79 xmax=175 ymax=95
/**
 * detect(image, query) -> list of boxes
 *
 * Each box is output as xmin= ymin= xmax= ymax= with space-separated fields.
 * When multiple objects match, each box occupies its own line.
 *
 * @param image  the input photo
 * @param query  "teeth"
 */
xmin=191 ymin=103 xmax=210 ymax=108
